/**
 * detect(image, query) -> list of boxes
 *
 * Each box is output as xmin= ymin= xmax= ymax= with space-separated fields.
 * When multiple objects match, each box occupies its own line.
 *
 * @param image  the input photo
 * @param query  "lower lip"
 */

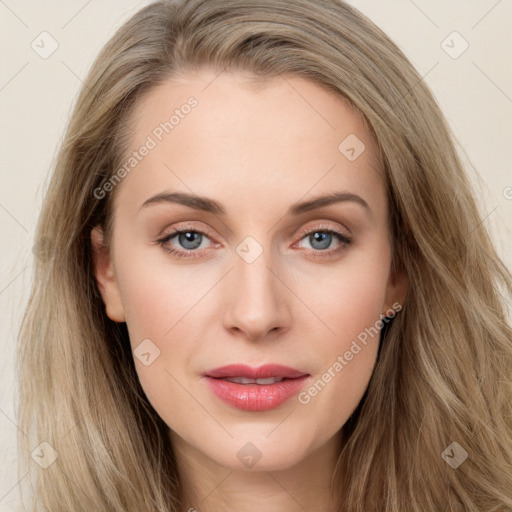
xmin=204 ymin=376 xmax=309 ymax=411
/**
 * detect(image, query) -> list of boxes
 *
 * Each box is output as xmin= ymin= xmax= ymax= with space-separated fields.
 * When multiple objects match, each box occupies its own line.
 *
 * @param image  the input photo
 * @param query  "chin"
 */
xmin=200 ymin=430 xmax=315 ymax=472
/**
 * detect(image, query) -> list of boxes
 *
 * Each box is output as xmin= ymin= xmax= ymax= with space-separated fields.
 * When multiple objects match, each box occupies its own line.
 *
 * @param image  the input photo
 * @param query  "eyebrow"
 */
xmin=140 ymin=190 xmax=371 ymax=216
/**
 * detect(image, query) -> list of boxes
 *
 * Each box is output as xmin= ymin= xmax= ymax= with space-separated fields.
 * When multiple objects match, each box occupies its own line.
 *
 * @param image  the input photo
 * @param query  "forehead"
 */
xmin=115 ymin=69 xmax=386 ymax=219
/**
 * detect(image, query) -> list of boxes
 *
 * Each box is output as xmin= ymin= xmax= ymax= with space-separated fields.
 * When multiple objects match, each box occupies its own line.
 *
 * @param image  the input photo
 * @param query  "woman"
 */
xmin=17 ymin=0 xmax=512 ymax=511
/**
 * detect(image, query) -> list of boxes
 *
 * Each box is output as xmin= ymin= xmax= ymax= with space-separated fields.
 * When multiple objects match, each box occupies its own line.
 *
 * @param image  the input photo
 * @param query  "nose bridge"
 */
xmin=222 ymin=239 xmax=288 ymax=340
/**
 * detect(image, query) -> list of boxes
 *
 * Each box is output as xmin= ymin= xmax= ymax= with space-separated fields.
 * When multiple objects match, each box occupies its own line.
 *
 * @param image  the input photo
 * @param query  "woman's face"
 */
xmin=92 ymin=69 xmax=407 ymax=471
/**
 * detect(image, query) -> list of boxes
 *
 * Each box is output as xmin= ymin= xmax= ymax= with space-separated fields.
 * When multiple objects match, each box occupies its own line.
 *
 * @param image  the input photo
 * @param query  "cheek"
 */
xmin=293 ymin=247 xmax=390 ymax=417
xmin=114 ymin=254 xmax=216 ymax=410
xmin=117 ymin=267 xmax=193 ymax=426
xmin=117 ymin=253 xmax=214 ymax=343
xmin=296 ymin=245 xmax=391 ymax=347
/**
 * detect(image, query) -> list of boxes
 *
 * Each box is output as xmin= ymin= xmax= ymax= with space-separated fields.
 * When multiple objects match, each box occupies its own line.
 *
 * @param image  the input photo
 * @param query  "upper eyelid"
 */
xmin=160 ymin=223 xmax=349 ymax=238
xmin=159 ymin=218 xmax=351 ymax=238
xmin=296 ymin=222 xmax=351 ymax=238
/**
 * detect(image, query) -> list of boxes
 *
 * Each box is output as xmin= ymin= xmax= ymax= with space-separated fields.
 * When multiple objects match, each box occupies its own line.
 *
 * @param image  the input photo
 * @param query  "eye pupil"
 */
xmin=179 ymin=231 xmax=202 ymax=250
xmin=310 ymin=231 xmax=331 ymax=250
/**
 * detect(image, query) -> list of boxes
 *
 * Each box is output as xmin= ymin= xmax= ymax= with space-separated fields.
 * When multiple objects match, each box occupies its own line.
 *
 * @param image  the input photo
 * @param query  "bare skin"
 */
xmin=92 ymin=69 xmax=407 ymax=512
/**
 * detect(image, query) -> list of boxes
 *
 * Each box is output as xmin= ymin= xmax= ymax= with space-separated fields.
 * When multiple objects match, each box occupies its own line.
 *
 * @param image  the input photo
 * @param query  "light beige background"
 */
xmin=1 ymin=0 xmax=511 ymax=509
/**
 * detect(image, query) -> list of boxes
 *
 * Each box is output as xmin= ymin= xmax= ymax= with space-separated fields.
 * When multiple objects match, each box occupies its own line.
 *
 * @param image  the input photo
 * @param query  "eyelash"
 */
xmin=156 ymin=223 xmax=352 ymax=260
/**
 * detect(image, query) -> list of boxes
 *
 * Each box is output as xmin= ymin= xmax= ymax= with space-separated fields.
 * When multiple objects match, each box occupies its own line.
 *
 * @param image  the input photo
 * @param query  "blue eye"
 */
xmin=304 ymin=231 xmax=342 ymax=250
xmin=157 ymin=229 xmax=211 ymax=258
xmin=156 ymin=225 xmax=352 ymax=260
xmin=295 ymin=227 xmax=352 ymax=259
xmin=171 ymin=231 xmax=203 ymax=250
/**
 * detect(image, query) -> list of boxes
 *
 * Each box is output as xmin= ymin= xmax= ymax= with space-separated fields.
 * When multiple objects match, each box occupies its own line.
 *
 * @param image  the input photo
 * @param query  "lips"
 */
xmin=203 ymin=364 xmax=310 ymax=411
xmin=204 ymin=364 xmax=308 ymax=380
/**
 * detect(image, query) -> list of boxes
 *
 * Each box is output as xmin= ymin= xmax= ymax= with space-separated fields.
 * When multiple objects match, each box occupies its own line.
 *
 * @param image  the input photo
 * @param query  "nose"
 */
xmin=222 ymin=248 xmax=290 ymax=342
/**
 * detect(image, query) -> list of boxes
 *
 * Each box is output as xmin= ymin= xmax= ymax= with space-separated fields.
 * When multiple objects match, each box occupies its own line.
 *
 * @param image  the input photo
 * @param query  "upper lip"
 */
xmin=204 ymin=364 xmax=308 ymax=379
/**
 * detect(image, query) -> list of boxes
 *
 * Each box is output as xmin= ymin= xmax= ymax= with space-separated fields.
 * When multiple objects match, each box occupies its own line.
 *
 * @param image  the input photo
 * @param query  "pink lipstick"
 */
xmin=203 ymin=364 xmax=310 ymax=411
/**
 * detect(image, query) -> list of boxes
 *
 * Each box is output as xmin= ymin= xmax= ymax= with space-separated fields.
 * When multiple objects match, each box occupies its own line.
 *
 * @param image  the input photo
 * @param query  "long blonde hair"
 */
xmin=17 ymin=0 xmax=512 ymax=510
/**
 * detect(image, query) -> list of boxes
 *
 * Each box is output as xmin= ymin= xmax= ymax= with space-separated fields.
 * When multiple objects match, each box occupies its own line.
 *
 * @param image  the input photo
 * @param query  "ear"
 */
xmin=383 ymin=263 xmax=408 ymax=316
xmin=90 ymin=226 xmax=126 ymax=322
